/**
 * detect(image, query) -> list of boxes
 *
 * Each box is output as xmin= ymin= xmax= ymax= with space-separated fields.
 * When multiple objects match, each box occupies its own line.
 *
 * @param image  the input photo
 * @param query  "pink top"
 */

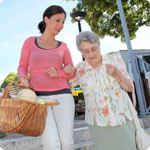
xmin=17 ymin=37 xmax=75 ymax=91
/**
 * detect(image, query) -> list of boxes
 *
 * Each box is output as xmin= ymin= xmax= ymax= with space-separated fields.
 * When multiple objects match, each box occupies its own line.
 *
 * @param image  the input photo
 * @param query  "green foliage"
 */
xmin=1 ymin=72 xmax=30 ymax=89
xmin=107 ymin=51 xmax=117 ymax=55
xmin=1 ymin=72 xmax=18 ymax=89
xmin=69 ymin=0 xmax=150 ymax=42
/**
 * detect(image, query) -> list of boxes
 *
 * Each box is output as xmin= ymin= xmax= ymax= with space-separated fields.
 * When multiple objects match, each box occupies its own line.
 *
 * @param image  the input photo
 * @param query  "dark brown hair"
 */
xmin=38 ymin=5 xmax=66 ymax=33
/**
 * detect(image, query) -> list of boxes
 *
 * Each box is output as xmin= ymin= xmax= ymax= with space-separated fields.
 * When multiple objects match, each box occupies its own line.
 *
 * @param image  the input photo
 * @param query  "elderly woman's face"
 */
xmin=80 ymin=41 xmax=102 ymax=67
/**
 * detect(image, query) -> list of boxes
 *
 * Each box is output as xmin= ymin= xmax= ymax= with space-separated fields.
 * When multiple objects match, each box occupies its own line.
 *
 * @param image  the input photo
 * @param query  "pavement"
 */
xmin=0 ymin=115 xmax=150 ymax=150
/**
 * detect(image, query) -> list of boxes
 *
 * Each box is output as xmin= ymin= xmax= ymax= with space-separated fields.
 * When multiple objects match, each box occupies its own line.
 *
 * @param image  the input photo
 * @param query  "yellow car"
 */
xmin=72 ymin=88 xmax=83 ymax=96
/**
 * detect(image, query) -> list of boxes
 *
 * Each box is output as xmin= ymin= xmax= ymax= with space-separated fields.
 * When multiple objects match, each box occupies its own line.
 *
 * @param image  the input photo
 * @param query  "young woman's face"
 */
xmin=45 ymin=13 xmax=66 ymax=35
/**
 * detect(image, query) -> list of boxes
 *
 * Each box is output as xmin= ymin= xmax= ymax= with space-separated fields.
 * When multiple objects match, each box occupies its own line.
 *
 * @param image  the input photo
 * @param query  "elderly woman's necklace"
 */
xmin=92 ymin=59 xmax=102 ymax=71
xmin=94 ymin=64 xmax=101 ymax=71
xmin=92 ymin=62 xmax=102 ymax=71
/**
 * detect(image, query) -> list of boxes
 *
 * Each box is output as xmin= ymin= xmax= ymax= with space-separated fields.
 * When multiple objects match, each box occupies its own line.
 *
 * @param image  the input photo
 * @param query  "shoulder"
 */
xmin=109 ymin=54 xmax=125 ymax=65
xmin=23 ymin=36 xmax=35 ymax=44
xmin=103 ymin=54 xmax=123 ymax=64
xmin=60 ymin=42 xmax=68 ymax=48
xmin=60 ymin=41 xmax=67 ymax=45
xmin=59 ymin=42 xmax=70 ymax=53
xmin=108 ymin=53 xmax=122 ymax=60
xmin=75 ymin=61 xmax=90 ymax=78
xmin=103 ymin=54 xmax=127 ymax=70
xmin=76 ymin=61 xmax=86 ymax=71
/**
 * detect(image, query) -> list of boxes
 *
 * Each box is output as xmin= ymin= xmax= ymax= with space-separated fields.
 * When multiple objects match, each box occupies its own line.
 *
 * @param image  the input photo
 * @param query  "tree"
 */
xmin=1 ymin=72 xmax=18 ymax=89
xmin=0 ymin=72 xmax=30 ymax=90
xmin=68 ymin=0 xmax=150 ymax=41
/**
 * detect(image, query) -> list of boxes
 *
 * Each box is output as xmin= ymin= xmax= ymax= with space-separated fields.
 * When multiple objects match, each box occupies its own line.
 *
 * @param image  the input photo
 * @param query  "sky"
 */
xmin=0 ymin=0 xmax=150 ymax=84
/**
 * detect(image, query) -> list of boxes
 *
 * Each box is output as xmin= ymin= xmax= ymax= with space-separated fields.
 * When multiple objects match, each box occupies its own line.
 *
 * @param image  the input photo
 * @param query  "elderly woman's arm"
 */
xmin=115 ymin=71 xmax=133 ymax=92
xmin=106 ymin=64 xmax=133 ymax=92
xmin=68 ymin=75 xmax=79 ymax=88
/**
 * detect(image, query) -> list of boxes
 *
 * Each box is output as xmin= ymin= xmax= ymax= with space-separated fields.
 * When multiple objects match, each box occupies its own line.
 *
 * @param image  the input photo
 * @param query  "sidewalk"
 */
xmin=0 ymin=116 xmax=150 ymax=150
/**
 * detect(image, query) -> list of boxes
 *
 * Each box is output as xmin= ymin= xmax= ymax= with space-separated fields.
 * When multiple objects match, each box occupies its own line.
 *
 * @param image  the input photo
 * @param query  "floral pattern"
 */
xmin=69 ymin=54 xmax=133 ymax=127
xmin=102 ymin=104 xmax=109 ymax=117
xmin=78 ymin=69 xmax=85 ymax=76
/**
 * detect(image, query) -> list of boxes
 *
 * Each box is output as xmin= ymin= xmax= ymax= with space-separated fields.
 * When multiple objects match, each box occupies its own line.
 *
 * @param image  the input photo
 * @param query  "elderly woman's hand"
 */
xmin=64 ymin=65 xmax=75 ymax=75
xmin=106 ymin=64 xmax=133 ymax=92
xmin=106 ymin=64 xmax=121 ymax=79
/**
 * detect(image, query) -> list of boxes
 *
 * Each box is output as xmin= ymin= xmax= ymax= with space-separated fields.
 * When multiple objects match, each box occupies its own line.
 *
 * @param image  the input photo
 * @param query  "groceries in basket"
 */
xmin=16 ymin=89 xmax=59 ymax=106
xmin=17 ymin=89 xmax=37 ymax=102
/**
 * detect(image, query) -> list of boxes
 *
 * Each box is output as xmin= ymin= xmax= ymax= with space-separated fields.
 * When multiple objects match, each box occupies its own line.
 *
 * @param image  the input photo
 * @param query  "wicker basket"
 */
xmin=0 ymin=82 xmax=49 ymax=137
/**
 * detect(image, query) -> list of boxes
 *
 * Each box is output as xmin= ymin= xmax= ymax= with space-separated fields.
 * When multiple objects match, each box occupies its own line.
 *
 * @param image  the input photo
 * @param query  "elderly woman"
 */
xmin=66 ymin=31 xmax=137 ymax=150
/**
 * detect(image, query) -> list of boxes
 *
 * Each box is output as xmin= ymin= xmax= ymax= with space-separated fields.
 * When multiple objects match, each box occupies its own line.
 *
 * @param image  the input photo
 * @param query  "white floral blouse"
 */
xmin=69 ymin=54 xmax=133 ymax=127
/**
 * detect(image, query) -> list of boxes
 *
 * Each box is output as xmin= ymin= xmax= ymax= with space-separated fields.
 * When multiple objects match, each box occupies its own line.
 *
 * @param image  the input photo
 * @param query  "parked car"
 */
xmin=116 ymin=49 xmax=150 ymax=114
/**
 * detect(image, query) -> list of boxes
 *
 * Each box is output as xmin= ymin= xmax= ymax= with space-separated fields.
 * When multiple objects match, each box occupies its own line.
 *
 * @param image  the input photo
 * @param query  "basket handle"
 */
xmin=1 ymin=81 xmax=18 ymax=98
xmin=1 ymin=81 xmax=33 ymax=98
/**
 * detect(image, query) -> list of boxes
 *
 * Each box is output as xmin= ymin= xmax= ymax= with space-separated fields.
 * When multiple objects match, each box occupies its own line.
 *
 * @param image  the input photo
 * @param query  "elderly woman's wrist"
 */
xmin=117 ymin=75 xmax=124 ymax=83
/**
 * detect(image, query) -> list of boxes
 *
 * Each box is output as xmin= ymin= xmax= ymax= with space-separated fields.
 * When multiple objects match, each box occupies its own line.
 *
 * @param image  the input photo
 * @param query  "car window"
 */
xmin=137 ymin=57 xmax=145 ymax=74
xmin=143 ymin=56 xmax=150 ymax=72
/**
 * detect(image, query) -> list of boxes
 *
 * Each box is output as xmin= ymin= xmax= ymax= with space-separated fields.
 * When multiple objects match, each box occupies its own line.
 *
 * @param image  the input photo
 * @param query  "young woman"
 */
xmin=17 ymin=5 xmax=75 ymax=150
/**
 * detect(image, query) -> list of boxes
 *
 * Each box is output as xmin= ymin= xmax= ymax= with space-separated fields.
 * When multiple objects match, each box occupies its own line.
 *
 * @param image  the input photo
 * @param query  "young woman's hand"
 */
xmin=18 ymin=77 xmax=30 ymax=88
xmin=45 ymin=67 xmax=59 ymax=78
xmin=64 ymin=65 xmax=75 ymax=75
